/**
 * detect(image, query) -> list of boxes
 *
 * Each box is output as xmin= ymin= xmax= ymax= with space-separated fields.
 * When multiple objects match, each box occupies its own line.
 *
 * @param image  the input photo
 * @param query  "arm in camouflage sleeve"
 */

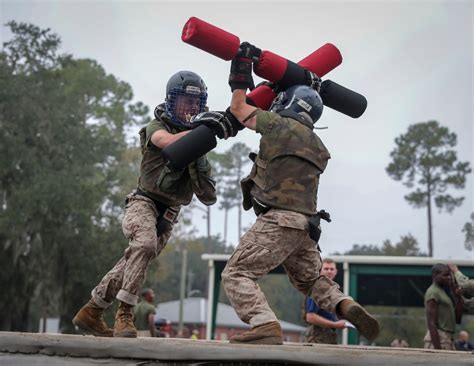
xmin=450 ymin=263 xmax=474 ymax=296
xmin=454 ymin=270 xmax=474 ymax=296
xmin=188 ymin=156 xmax=217 ymax=205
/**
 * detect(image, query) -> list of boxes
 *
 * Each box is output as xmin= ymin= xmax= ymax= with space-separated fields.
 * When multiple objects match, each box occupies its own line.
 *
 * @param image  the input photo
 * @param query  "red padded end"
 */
xmin=182 ymin=17 xmax=240 ymax=60
xmin=298 ymin=43 xmax=342 ymax=77
xmin=247 ymin=85 xmax=278 ymax=110
xmin=254 ymin=50 xmax=288 ymax=82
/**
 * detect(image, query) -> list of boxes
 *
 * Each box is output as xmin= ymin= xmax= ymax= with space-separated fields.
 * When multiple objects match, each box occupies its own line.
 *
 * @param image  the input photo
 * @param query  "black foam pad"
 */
xmin=162 ymin=124 xmax=217 ymax=171
xmin=320 ymin=80 xmax=367 ymax=118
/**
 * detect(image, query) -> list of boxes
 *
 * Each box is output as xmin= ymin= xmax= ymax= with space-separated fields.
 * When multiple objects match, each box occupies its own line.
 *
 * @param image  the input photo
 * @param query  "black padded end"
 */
xmin=162 ymin=125 xmax=217 ymax=171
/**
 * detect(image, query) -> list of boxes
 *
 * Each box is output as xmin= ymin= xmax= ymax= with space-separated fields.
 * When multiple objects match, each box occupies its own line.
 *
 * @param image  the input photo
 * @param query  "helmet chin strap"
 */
xmin=278 ymin=109 xmax=314 ymax=130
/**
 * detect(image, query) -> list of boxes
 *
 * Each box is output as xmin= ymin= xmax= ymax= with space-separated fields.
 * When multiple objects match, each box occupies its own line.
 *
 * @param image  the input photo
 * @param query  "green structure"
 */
xmin=201 ymin=254 xmax=474 ymax=344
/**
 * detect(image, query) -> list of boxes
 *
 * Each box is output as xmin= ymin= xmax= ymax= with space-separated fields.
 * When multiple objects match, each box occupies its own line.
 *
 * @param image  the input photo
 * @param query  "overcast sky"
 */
xmin=2 ymin=0 xmax=472 ymax=260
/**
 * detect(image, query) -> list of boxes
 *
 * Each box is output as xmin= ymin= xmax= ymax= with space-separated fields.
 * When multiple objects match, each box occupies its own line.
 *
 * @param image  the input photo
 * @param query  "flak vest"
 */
xmin=137 ymin=113 xmax=196 ymax=207
xmin=241 ymin=115 xmax=330 ymax=216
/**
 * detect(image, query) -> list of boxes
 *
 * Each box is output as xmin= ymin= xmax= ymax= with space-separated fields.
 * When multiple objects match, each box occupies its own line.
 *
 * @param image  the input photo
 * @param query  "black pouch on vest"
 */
xmin=308 ymin=218 xmax=322 ymax=243
xmin=308 ymin=210 xmax=331 ymax=243
xmin=135 ymin=188 xmax=179 ymax=235
xmin=251 ymin=196 xmax=270 ymax=216
xmin=156 ymin=206 xmax=180 ymax=235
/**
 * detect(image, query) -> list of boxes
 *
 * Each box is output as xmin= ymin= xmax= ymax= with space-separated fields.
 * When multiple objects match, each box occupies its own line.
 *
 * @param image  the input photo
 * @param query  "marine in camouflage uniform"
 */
xmin=72 ymin=71 xmax=229 ymax=338
xmin=222 ymin=108 xmax=350 ymax=338
xmin=222 ymin=54 xmax=379 ymax=344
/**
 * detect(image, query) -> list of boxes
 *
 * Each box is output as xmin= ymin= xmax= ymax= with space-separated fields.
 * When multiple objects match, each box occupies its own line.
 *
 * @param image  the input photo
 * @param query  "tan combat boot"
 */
xmin=113 ymin=302 xmax=137 ymax=338
xmin=72 ymin=299 xmax=113 ymax=337
xmin=338 ymin=299 xmax=380 ymax=341
xmin=230 ymin=321 xmax=283 ymax=345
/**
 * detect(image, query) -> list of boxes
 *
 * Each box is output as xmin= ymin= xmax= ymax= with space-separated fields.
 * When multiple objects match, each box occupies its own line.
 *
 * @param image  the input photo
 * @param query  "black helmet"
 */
xmin=269 ymin=85 xmax=323 ymax=126
xmin=165 ymin=71 xmax=208 ymax=129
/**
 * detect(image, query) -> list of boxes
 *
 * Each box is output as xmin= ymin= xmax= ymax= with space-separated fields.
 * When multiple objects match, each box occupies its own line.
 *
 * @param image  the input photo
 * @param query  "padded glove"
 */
xmin=228 ymin=42 xmax=261 ymax=92
xmin=190 ymin=111 xmax=241 ymax=139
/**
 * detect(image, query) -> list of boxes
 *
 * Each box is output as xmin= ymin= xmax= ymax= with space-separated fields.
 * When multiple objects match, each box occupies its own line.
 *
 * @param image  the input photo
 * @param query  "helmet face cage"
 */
xmin=164 ymin=71 xmax=208 ymax=129
xmin=270 ymin=85 xmax=323 ymax=125
xmin=166 ymin=87 xmax=207 ymax=128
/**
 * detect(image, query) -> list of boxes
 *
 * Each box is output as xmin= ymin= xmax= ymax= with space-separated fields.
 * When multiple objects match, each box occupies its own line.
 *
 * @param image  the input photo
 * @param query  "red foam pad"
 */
xmin=249 ymin=43 xmax=343 ymax=109
xmin=182 ymin=17 xmax=240 ymax=60
xmin=298 ymin=43 xmax=342 ymax=77
xmin=247 ymin=85 xmax=277 ymax=110
xmin=253 ymin=50 xmax=288 ymax=81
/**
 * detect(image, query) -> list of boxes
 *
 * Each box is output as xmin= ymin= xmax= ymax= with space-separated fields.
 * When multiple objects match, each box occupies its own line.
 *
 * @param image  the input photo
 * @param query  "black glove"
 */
xmin=302 ymin=70 xmax=322 ymax=92
xmin=308 ymin=210 xmax=331 ymax=243
xmin=225 ymin=107 xmax=244 ymax=133
xmin=268 ymin=70 xmax=321 ymax=94
xmin=190 ymin=111 xmax=241 ymax=139
xmin=228 ymin=42 xmax=261 ymax=92
xmin=255 ymin=80 xmax=278 ymax=91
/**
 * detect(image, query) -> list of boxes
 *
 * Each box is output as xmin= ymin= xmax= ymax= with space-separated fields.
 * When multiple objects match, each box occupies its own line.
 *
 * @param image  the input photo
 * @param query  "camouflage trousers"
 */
xmin=91 ymin=193 xmax=174 ymax=307
xmin=222 ymin=208 xmax=351 ymax=328
xmin=304 ymin=324 xmax=337 ymax=344
xmin=423 ymin=329 xmax=455 ymax=350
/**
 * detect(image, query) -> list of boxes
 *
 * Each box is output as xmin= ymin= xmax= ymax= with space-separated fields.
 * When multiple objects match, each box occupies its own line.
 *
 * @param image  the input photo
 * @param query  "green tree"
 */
xmin=341 ymin=234 xmax=426 ymax=256
xmin=208 ymin=151 xmax=239 ymax=244
xmin=144 ymin=235 xmax=233 ymax=302
xmin=219 ymin=143 xmax=251 ymax=243
xmin=462 ymin=213 xmax=474 ymax=251
xmin=0 ymin=21 xmax=148 ymax=331
xmin=386 ymin=121 xmax=471 ymax=256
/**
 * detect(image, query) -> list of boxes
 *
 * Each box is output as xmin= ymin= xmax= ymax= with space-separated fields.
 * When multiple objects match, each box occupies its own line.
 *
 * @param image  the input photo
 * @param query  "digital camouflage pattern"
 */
xmin=222 ymin=208 xmax=350 ymax=328
xmin=455 ymin=271 xmax=474 ymax=314
xmin=304 ymin=324 xmax=337 ymax=344
xmin=92 ymin=194 xmax=173 ymax=307
xmin=91 ymin=111 xmax=215 ymax=309
xmin=138 ymin=113 xmax=216 ymax=207
xmin=423 ymin=329 xmax=455 ymax=350
xmin=241 ymin=111 xmax=330 ymax=215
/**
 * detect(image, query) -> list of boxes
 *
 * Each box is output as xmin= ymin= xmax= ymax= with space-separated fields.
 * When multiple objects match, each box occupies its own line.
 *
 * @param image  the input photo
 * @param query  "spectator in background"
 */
xmin=154 ymin=318 xmax=172 ymax=338
xmin=424 ymin=263 xmax=463 ymax=350
xmin=454 ymin=330 xmax=474 ymax=351
xmin=390 ymin=338 xmax=409 ymax=348
xmin=133 ymin=288 xmax=156 ymax=337
xmin=190 ymin=329 xmax=200 ymax=340
xmin=304 ymin=258 xmax=351 ymax=344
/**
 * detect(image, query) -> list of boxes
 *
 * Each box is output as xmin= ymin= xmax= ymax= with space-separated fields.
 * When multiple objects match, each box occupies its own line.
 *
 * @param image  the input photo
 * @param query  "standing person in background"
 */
xmin=190 ymin=329 xmax=200 ymax=340
xmin=154 ymin=318 xmax=173 ymax=338
xmin=424 ymin=263 xmax=463 ymax=350
xmin=390 ymin=338 xmax=409 ymax=348
xmin=454 ymin=330 xmax=474 ymax=351
xmin=134 ymin=288 xmax=156 ymax=337
xmin=304 ymin=258 xmax=350 ymax=344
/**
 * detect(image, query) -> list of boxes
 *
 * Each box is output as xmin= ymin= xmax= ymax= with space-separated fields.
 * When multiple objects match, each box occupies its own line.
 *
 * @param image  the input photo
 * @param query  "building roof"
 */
xmin=154 ymin=297 xmax=306 ymax=332
xmin=202 ymin=254 xmax=474 ymax=267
